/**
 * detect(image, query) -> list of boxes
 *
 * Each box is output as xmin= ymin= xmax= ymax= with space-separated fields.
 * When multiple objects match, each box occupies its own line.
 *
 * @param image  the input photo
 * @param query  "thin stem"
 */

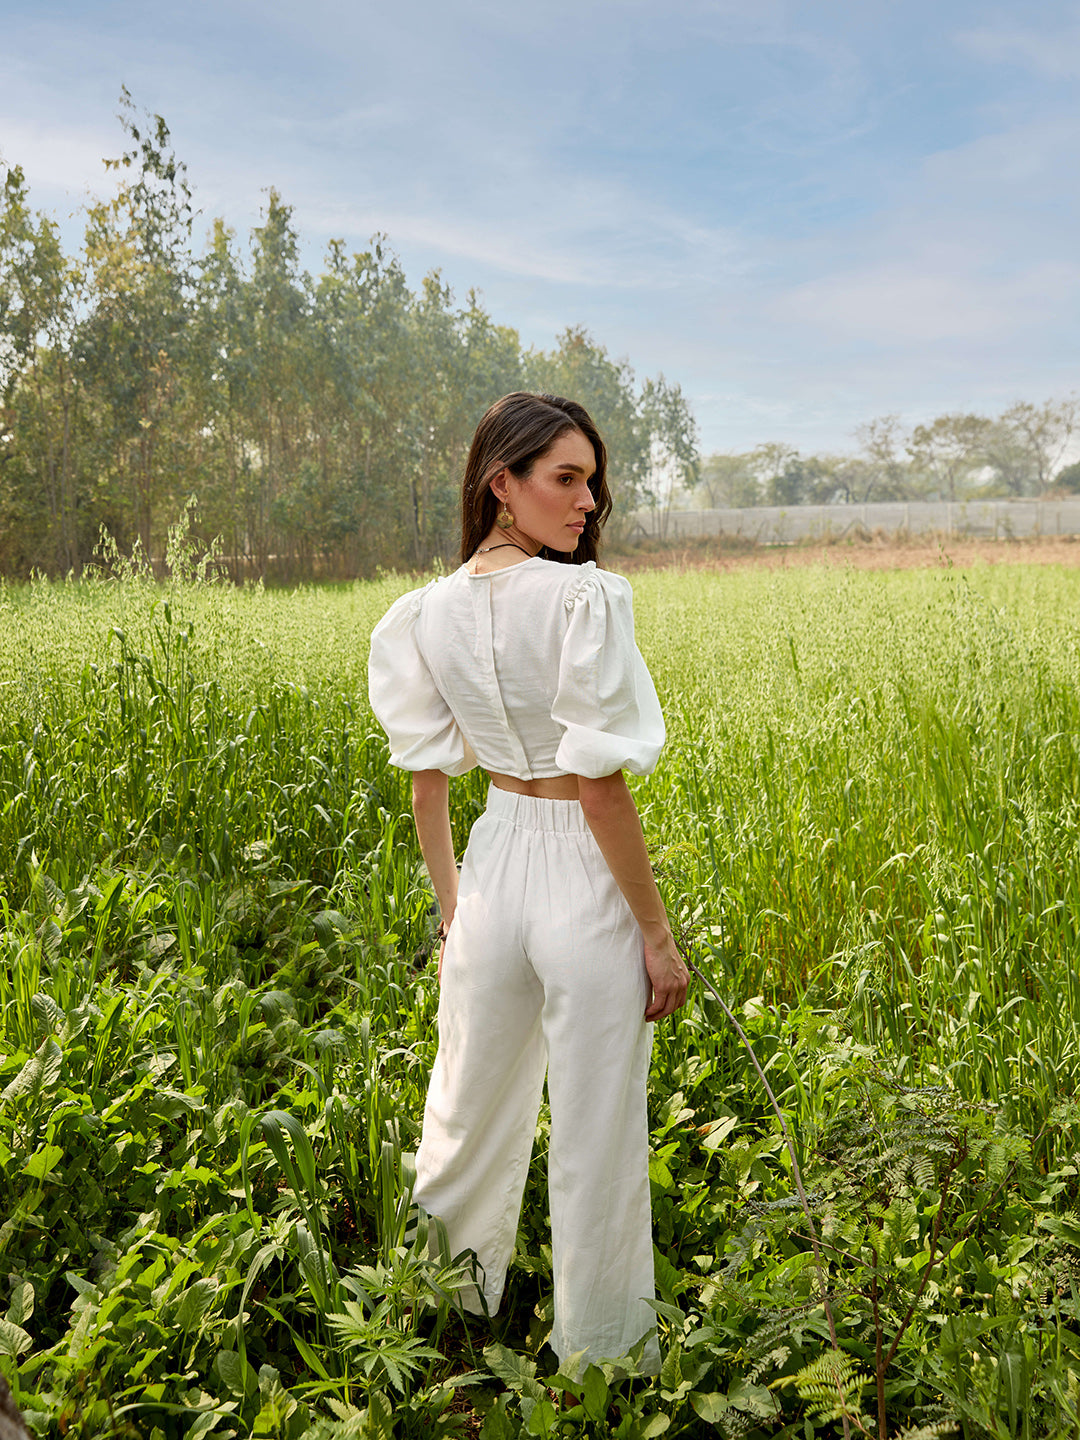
xmin=683 ymin=946 xmax=852 ymax=1440
xmin=870 ymin=1258 xmax=886 ymax=1440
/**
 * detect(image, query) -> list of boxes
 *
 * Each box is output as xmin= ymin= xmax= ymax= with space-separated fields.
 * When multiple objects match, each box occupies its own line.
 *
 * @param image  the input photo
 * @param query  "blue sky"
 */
xmin=2 ymin=0 xmax=1078 ymax=453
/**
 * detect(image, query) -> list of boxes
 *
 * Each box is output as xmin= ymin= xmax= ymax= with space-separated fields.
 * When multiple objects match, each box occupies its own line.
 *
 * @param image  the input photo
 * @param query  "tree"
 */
xmin=775 ymin=454 xmax=856 ymax=506
xmin=696 ymin=452 xmax=759 ymax=508
xmin=189 ymin=218 xmax=256 ymax=575
xmin=246 ymin=189 xmax=309 ymax=571
xmin=999 ymin=398 xmax=1078 ymax=497
xmin=0 ymin=103 xmax=704 ymax=579
xmin=309 ymin=235 xmax=417 ymax=572
xmin=906 ymin=414 xmax=991 ymax=501
xmin=525 ymin=327 xmax=648 ymax=514
xmin=854 ymin=416 xmax=915 ymax=502
xmin=978 ymin=418 xmax=1037 ymax=497
xmin=439 ymin=289 xmax=523 ymax=556
xmin=1052 ymin=460 xmax=1080 ymax=494
xmin=79 ymin=90 xmax=196 ymax=559
xmin=0 ymin=163 xmax=86 ymax=571
xmin=813 ymin=455 xmax=876 ymax=505
xmin=639 ymin=374 xmax=699 ymax=527
xmin=749 ymin=442 xmax=799 ymax=505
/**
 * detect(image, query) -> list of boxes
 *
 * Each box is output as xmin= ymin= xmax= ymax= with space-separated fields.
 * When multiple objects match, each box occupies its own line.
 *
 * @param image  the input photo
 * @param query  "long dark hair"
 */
xmin=460 ymin=392 xmax=612 ymax=566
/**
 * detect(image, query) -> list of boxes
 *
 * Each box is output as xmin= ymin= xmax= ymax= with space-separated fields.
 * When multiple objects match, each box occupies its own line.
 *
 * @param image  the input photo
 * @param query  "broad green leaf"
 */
xmin=550 ymin=1349 xmax=587 ymax=1389
xmin=6 ymin=1282 xmax=34 ymax=1328
xmin=700 ymin=1115 xmax=738 ymax=1151
xmin=258 ymin=1363 xmax=282 ymax=1396
xmin=39 ymin=918 xmax=62 ymax=964
xmin=659 ymin=1342 xmax=682 ymax=1392
xmin=690 ymin=1392 xmax=729 ymax=1425
xmin=174 ymin=1277 xmax=218 ymax=1330
xmin=22 ymin=1143 xmax=63 ymax=1180
xmin=2 ymin=1037 xmax=62 ymax=1105
xmin=483 ymin=1341 xmax=545 ymax=1402
xmin=644 ymin=1297 xmax=684 ymax=1326
xmin=214 ymin=1349 xmax=255 ymax=1398
xmin=480 ymin=1405 xmax=516 ymax=1440
xmin=0 ymin=1319 xmax=32 ymax=1357
xmin=653 ymin=1246 xmax=683 ymax=1301
xmin=525 ymin=1398 xmax=557 ymax=1436
xmin=581 ymin=1363 xmax=610 ymax=1420
xmin=648 ymin=1153 xmax=673 ymax=1187
xmin=367 ymin=1390 xmax=393 ymax=1440
xmin=30 ymin=992 xmax=61 ymax=1032
xmin=727 ymin=1378 xmax=775 ymax=1418
xmin=63 ymin=1271 xmax=99 ymax=1297
xmin=186 ymin=1411 xmax=230 ymax=1440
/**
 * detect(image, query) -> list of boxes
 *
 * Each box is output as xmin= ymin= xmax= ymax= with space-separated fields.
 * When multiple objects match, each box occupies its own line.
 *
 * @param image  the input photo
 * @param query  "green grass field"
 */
xmin=1 ymin=552 xmax=1079 ymax=1439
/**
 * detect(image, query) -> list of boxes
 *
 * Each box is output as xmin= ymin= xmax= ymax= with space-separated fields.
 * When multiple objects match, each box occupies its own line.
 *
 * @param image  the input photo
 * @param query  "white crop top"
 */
xmin=367 ymin=558 xmax=665 ymax=780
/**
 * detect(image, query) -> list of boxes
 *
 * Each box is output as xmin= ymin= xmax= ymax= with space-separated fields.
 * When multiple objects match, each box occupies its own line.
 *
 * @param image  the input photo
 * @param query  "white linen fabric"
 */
xmin=415 ymin=787 xmax=659 ymax=1372
xmin=367 ymin=558 xmax=664 ymax=780
xmin=367 ymin=556 xmax=665 ymax=1370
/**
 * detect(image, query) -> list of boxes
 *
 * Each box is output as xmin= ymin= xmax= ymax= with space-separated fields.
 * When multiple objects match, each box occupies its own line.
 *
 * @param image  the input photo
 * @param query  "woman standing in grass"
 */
xmin=368 ymin=391 xmax=689 ymax=1371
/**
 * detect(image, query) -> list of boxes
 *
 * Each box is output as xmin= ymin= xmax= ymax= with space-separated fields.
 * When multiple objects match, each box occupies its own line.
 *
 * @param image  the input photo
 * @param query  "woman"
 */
xmin=368 ymin=391 xmax=689 ymax=1371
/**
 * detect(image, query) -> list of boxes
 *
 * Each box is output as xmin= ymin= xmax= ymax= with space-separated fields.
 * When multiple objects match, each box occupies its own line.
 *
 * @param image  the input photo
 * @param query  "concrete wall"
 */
xmin=627 ymin=499 xmax=1080 ymax=544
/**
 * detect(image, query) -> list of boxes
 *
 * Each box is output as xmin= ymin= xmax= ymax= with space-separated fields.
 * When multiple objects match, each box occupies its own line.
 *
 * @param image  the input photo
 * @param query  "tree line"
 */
xmin=695 ymin=402 xmax=1080 ymax=511
xmin=6 ymin=96 xmax=1076 ymax=580
xmin=0 ymin=94 xmax=698 ymax=580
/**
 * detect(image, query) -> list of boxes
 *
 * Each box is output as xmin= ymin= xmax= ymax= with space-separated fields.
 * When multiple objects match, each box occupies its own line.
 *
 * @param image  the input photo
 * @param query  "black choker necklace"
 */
xmin=474 ymin=541 xmax=539 ymax=559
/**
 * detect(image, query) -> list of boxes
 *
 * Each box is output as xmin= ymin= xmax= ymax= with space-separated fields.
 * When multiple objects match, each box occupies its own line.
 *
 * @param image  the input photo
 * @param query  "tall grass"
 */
xmin=633 ymin=563 xmax=1080 ymax=1145
xmin=1 ymin=555 xmax=1079 ymax=1436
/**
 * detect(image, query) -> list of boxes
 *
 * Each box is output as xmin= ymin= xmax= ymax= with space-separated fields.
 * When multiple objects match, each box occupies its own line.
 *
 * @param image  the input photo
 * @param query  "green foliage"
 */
xmin=0 ymin=104 xmax=691 ymax=581
xmin=695 ymin=396 xmax=1079 ymax=509
xmin=1 ymin=559 xmax=1080 ymax=1436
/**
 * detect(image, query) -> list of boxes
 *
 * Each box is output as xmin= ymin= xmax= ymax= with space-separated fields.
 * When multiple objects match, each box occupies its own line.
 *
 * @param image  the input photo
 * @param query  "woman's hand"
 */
xmin=436 ymin=920 xmax=451 ymax=984
xmin=643 ymin=934 xmax=690 ymax=1021
xmin=576 ymin=770 xmax=690 ymax=1022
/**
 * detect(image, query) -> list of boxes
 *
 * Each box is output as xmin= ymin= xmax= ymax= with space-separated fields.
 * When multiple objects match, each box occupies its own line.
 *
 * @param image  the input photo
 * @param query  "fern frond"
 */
xmin=777 ymin=1349 xmax=871 ymax=1425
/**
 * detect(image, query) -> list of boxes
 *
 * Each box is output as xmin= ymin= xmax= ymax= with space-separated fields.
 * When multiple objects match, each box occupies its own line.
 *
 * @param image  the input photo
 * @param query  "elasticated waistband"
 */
xmin=485 ymin=784 xmax=589 ymax=833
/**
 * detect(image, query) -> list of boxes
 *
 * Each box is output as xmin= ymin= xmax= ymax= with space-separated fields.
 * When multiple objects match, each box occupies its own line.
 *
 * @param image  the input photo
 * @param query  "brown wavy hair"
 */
xmin=460 ymin=392 xmax=612 ymax=566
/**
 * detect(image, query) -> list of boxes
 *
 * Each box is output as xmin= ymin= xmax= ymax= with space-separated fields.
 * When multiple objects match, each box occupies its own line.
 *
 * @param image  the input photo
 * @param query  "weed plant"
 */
xmin=1 ymin=544 xmax=1079 ymax=1437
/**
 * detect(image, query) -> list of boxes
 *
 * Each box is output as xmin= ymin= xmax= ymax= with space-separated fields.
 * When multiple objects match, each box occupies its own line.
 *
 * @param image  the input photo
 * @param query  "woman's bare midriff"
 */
xmin=488 ymin=771 xmax=580 ymax=800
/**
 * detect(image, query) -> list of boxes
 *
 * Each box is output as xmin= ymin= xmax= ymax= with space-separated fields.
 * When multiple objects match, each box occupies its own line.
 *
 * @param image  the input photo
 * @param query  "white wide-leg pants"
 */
xmin=413 ymin=787 xmax=658 ymax=1370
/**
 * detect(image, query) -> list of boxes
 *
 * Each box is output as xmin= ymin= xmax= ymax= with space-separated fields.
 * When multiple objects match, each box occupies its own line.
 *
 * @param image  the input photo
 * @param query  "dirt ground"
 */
xmin=610 ymin=533 xmax=1080 ymax=574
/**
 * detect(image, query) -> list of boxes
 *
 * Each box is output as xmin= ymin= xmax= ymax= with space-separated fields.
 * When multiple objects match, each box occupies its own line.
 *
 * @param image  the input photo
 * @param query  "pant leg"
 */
xmin=414 ymin=789 xmax=658 ymax=1368
xmin=413 ymin=806 xmax=547 ymax=1312
xmin=523 ymin=811 xmax=659 ymax=1373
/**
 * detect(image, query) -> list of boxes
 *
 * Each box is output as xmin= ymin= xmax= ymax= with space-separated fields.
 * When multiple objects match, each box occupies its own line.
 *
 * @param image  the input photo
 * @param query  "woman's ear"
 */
xmin=488 ymin=468 xmax=510 ymax=503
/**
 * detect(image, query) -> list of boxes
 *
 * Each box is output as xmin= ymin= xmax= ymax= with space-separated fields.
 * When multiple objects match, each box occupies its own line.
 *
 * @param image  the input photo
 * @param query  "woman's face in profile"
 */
xmin=496 ymin=430 xmax=597 ymax=553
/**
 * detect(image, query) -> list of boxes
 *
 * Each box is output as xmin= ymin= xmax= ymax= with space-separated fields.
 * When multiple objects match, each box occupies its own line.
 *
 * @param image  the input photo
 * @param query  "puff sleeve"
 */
xmin=367 ymin=586 xmax=476 ymax=776
xmin=551 ymin=568 xmax=665 ymax=778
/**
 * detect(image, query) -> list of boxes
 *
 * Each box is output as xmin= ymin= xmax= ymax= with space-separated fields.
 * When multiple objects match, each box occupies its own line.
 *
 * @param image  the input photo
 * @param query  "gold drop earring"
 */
xmin=497 ymin=503 xmax=514 ymax=529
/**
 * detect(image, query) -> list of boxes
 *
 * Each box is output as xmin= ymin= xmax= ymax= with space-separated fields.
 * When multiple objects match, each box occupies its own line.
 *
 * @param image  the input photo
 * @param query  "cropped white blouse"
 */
xmin=367 ymin=558 xmax=664 ymax=780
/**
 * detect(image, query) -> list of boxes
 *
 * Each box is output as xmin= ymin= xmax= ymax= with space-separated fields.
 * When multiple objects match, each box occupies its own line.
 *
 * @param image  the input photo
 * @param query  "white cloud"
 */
xmin=958 ymin=22 xmax=1080 ymax=79
xmin=3 ymin=0 xmax=1080 ymax=459
xmin=0 ymin=118 xmax=117 ymax=208
xmin=296 ymin=188 xmax=750 ymax=290
xmin=779 ymin=259 xmax=1080 ymax=345
xmin=916 ymin=112 xmax=1080 ymax=198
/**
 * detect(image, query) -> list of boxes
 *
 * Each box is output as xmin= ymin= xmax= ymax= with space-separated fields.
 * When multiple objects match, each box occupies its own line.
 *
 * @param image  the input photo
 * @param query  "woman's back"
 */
xmin=369 ymin=559 xmax=664 ymax=784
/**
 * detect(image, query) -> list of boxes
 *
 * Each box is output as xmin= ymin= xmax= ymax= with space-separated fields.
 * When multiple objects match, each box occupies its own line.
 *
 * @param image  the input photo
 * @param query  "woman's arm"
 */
xmin=411 ymin=769 xmax=458 ymax=976
xmin=577 ymin=771 xmax=690 ymax=1021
